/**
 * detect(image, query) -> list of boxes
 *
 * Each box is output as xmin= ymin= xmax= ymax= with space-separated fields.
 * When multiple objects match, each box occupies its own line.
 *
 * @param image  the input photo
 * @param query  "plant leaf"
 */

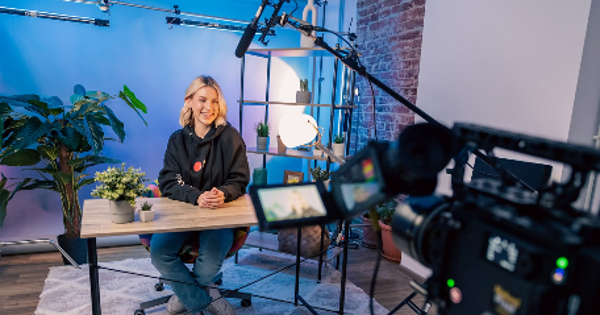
xmin=70 ymin=115 xmax=104 ymax=155
xmin=70 ymin=94 xmax=86 ymax=106
xmin=0 ymin=149 xmax=41 ymax=166
xmin=52 ymin=171 xmax=72 ymax=186
xmin=0 ymin=96 xmax=31 ymax=107
xmin=0 ymin=188 xmax=10 ymax=227
xmin=118 ymin=91 xmax=148 ymax=126
xmin=74 ymin=84 xmax=86 ymax=96
xmin=0 ymin=103 xmax=12 ymax=117
xmin=43 ymin=96 xmax=63 ymax=108
xmin=20 ymin=179 xmax=59 ymax=191
xmin=123 ymin=85 xmax=148 ymax=113
xmin=86 ymin=91 xmax=109 ymax=102
xmin=75 ymin=178 xmax=96 ymax=191
xmin=56 ymin=127 xmax=84 ymax=152
xmin=25 ymin=100 xmax=50 ymax=118
xmin=11 ymin=118 xmax=58 ymax=151
xmin=14 ymin=94 xmax=40 ymax=103
xmin=37 ymin=145 xmax=59 ymax=161
xmin=101 ymin=105 xmax=125 ymax=142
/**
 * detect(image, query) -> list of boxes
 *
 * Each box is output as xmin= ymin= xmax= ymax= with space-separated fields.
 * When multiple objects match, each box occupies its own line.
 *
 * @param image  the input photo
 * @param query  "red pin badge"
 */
xmin=193 ymin=161 xmax=202 ymax=172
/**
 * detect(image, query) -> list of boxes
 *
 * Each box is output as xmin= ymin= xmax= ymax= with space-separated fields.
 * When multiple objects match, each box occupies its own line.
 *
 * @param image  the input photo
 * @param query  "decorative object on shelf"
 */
xmin=277 ymin=135 xmax=287 ymax=153
xmin=283 ymin=170 xmax=304 ymax=184
xmin=313 ymin=146 xmax=323 ymax=157
xmin=255 ymin=120 xmax=270 ymax=150
xmin=139 ymin=201 xmax=154 ymax=223
xmin=332 ymin=134 xmax=345 ymax=157
xmin=253 ymin=168 xmax=268 ymax=186
xmin=0 ymin=84 xmax=147 ymax=263
xmin=296 ymin=78 xmax=311 ymax=104
xmin=300 ymin=0 xmax=317 ymax=48
xmin=378 ymin=199 xmax=402 ymax=262
xmin=91 ymin=163 xmax=149 ymax=224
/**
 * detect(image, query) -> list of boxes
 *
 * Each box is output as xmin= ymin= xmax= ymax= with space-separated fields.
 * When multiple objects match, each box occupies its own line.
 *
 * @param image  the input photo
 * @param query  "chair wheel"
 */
xmin=134 ymin=309 xmax=145 ymax=315
xmin=155 ymin=282 xmax=164 ymax=291
xmin=241 ymin=299 xmax=251 ymax=307
xmin=214 ymin=279 xmax=223 ymax=286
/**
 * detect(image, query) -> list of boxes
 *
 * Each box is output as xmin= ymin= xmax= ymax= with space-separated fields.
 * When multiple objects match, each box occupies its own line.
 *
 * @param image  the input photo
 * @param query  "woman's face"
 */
xmin=186 ymin=86 xmax=219 ymax=127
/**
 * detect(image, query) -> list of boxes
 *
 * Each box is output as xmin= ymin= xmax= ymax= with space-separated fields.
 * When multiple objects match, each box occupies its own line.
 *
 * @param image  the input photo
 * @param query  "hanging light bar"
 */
xmin=0 ymin=6 xmax=109 ymax=26
xmin=165 ymin=17 xmax=275 ymax=35
xmin=56 ymin=0 xmax=251 ymax=25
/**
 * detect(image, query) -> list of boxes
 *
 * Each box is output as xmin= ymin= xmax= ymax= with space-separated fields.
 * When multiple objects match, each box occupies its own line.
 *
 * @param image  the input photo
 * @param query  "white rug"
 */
xmin=35 ymin=248 xmax=389 ymax=315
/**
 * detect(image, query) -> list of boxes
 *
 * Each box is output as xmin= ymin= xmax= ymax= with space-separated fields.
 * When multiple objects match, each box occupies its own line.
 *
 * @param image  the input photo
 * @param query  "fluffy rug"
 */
xmin=35 ymin=248 xmax=389 ymax=315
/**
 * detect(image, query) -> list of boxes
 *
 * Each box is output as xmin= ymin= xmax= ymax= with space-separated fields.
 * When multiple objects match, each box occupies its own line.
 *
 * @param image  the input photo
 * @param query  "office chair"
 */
xmin=135 ymin=184 xmax=251 ymax=315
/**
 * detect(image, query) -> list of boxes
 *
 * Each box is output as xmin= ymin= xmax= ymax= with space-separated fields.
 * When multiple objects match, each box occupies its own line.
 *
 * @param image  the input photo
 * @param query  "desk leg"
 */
xmin=87 ymin=238 xmax=101 ymax=315
xmin=339 ymin=220 xmax=350 ymax=314
xmin=294 ymin=226 xmax=302 ymax=306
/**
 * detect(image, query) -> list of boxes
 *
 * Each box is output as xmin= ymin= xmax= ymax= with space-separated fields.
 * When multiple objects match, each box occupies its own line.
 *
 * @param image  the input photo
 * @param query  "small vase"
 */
xmin=332 ymin=143 xmax=345 ymax=158
xmin=109 ymin=200 xmax=134 ymax=224
xmin=296 ymin=91 xmax=312 ymax=104
xmin=313 ymin=148 xmax=323 ymax=157
xmin=139 ymin=210 xmax=155 ymax=222
xmin=257 ymin=136 xmax=270 ymax=150
xmin=253 ymin=168 xmax=268 ymax=186
xmin=277 ymin=135 xmax=287 ymax=153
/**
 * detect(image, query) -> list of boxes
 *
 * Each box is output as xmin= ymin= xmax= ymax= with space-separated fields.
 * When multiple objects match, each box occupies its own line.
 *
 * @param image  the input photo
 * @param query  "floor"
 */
xmin=0 ymin=241 xmax=436 ymax=315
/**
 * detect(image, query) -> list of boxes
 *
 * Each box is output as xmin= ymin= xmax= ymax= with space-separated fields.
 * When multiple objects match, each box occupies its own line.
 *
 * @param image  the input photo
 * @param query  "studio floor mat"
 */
xmin=35 ymin=248 xmax=389 ymax=315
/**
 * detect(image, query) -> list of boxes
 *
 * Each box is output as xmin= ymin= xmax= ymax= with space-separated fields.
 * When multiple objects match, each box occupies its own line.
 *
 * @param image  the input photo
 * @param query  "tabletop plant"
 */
xmin=0 ymin=84 xmax=148 ymax=238
xmin=334 ymin=134 xmax=345 ymax=144
xmin=140 ymin=201 xmax=153 ymax=211
xmin=91 ymin=163 xmax=149 ymax=206
xmin=300 ymin=79 xmax=309 ymax=92
xmin=378 ymin=199 xmax=399 ymax=225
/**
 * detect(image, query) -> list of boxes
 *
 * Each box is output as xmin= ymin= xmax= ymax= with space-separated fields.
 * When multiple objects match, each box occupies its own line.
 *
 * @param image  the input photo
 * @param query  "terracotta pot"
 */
xmin=361 ymin=214 xmax=377 ymax=249
xmin=379 ymin=220 xmax=402 ymax=263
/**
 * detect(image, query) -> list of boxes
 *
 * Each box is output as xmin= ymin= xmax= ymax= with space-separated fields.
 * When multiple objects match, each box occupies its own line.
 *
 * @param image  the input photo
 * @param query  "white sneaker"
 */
xmin=204 ymin=285 xmax=235 ymax=315
xmin=166 ymin=294 xmax=188 ymax=315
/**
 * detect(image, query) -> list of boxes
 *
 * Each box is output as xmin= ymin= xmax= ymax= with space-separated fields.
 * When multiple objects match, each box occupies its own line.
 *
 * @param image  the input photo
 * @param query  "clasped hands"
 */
xmin=197 ymin=187 xmax=225 ymax=209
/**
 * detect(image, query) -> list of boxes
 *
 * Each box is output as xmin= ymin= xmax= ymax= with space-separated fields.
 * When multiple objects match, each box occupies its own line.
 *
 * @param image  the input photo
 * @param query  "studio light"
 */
xmin=279 ymin=114 xmax=345 ymax=164
xmin=0 ymin=6 xmax=109 ymax=27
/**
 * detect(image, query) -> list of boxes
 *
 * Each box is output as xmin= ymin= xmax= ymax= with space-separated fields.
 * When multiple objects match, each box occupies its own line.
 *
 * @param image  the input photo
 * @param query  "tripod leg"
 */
xmin=387 ymin=292 xmax=417 ymax=315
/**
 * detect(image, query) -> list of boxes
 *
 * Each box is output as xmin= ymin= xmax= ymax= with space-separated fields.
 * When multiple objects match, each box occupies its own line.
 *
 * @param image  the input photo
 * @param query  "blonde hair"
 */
xmin=180 ymin=75 xmax=228 ymax=127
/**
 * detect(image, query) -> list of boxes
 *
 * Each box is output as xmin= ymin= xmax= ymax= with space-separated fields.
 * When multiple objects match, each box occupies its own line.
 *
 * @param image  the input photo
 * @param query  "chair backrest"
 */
xmin=139 ymin=183 xmax=249 ymax=262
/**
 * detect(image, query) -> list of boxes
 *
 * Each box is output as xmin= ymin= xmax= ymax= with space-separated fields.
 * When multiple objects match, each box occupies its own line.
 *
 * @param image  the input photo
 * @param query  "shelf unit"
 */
xmin=239 ymin=47 xmax=357 ymax=174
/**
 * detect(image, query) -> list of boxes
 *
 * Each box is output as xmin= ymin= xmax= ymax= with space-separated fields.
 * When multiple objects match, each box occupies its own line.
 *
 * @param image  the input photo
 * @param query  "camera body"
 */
xmin=392 ymin=123 xmax=600 ymax=315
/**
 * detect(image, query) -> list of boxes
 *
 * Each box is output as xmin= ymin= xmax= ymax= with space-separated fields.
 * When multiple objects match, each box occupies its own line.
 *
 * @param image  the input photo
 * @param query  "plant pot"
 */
xmin=277 ymin=135 xmax=287 ymax=153
xmin=57 ymin=234 xmax=88 ymax=265
xmin=313 ymin=149 xmax=323 ymax=157
xmin=361 ymin=214 xmax=378 ymax=249
xmin=139 ymin=210 xmax=155 ymax=222
xmin=109 ymin=200 xmax=134 ymax=224
xmin=296 ymin=91 xmax=312 ymax=104
xmin=332 ymin=142 xmax=345 ymax=158
xmin=257 ymin=136 xmax=270 ymax=150
xmin=379 ymin=220 xmax=402 ymax=263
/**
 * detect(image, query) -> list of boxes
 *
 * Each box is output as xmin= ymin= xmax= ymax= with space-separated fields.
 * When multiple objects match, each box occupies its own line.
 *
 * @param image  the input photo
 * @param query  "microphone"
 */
xmin=235 ymin=0 xmax=269 ymax=58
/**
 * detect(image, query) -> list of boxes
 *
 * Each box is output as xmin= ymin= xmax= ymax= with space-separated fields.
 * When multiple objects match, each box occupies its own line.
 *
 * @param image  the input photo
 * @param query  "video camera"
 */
xmin=249 ymin=122 xmax=600 ymax=315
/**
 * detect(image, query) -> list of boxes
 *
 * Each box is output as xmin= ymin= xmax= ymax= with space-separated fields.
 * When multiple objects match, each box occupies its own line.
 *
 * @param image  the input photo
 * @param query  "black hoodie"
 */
xmin=158 ymin=122 xmax=250 ymax=205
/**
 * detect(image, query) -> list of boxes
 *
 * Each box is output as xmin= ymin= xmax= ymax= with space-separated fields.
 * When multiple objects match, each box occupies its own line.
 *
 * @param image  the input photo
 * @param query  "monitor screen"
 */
xmin=257 ymin=185 xmax=327 ymax=222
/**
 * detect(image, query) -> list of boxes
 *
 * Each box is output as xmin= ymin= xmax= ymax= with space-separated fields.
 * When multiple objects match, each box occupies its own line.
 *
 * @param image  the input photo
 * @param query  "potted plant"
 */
xmin=91 ymin=163 xmax=149 ymax=224
xmin=255 ymin=121 xmax=270 ymax=150
xmin=332 ymin=134 xmax=345 ymax=158
xmin=378 ymin=199 xmax=402 ymax=262
xmin=313 ymin=145 xmax=323 ymax=157
xmin=139 ymin=201 xmax=154 ymax=223
xmin=0 ymin=84 xmax=147 ymax=264
xmin=310 ymin=166 xmax=332 ymax=189
xmin=296 ymin=79 xmax=311 ymax=104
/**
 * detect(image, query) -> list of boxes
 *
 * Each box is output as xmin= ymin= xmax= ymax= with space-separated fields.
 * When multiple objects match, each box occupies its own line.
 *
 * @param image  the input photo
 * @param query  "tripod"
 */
xmin=388 ymin=291 xmax=431 ymax=315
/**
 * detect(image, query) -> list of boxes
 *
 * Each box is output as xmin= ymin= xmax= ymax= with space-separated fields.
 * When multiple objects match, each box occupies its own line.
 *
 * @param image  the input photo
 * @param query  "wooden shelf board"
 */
xmin=239 ymin=100 xmax=357 ymax=109
xmin=246 ymin=47 xmax=344 ymax=58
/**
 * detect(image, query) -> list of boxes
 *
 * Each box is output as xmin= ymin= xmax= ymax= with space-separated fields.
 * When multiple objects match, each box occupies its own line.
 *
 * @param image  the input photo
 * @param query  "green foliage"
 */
xmin=300 ymin=79 xmax=309 ymax=92
xmin=140 ymin=201 xmax=153 ymax=211
xmin=310 ymin=166 xmax=332 ymax=181
xmin=254 ymin=121 xmax=270 ymax=137
xmin=333 ymin=134 xmax=345 ymax=144
xmin=378 ymin=199 xmax=399 ymax=225
xmin=91 ymin=163 xmax=149 ymax=206
xmin=0 ymin=85 xmax=148 ymax=237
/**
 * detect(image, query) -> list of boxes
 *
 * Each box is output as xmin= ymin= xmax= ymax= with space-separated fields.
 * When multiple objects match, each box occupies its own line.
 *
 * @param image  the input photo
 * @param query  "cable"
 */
xmin=466 ymin=161 xmax=501 ymax=179
xmin=290 ymin=0 xmax=298 ymax=16
xmin=369 ymin=227 xmax=383 ymax=315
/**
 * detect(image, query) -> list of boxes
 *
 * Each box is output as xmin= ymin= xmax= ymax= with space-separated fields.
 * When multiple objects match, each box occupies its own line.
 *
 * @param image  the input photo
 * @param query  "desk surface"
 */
xmin=80 ymin=196 xmax=258 ymax=239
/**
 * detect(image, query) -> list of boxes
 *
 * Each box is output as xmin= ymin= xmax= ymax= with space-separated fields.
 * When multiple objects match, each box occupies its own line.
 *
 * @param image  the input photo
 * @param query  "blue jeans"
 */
xmin=150 ymin=228 xmax=234 ymax=312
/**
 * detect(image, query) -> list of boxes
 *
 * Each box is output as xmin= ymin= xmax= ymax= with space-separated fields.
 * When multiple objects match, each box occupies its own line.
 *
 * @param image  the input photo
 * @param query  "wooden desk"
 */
xmin=81 ymin=196 xmax=258 ymax=238
xmin=80 ymin=196 xmax=257 ymax=315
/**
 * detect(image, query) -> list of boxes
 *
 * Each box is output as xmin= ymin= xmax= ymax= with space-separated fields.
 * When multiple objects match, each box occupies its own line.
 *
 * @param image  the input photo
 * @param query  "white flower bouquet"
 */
xmin=91 ymin=163 xmax=149 ymax=206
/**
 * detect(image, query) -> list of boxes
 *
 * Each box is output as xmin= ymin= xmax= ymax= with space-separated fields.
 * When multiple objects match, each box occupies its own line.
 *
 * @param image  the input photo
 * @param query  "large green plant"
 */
xmin=0 ymin=84 xmax=147 ymax=238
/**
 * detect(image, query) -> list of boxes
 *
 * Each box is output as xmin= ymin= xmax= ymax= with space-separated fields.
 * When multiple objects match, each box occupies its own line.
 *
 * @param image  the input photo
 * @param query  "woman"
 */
xmin=152 ymin=75 xmax=250 ymax=315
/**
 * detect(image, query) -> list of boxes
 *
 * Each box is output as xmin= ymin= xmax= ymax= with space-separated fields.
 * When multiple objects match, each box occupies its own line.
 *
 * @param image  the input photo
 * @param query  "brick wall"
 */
xmin=350 ymin=0 xmax=426 ymax=152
